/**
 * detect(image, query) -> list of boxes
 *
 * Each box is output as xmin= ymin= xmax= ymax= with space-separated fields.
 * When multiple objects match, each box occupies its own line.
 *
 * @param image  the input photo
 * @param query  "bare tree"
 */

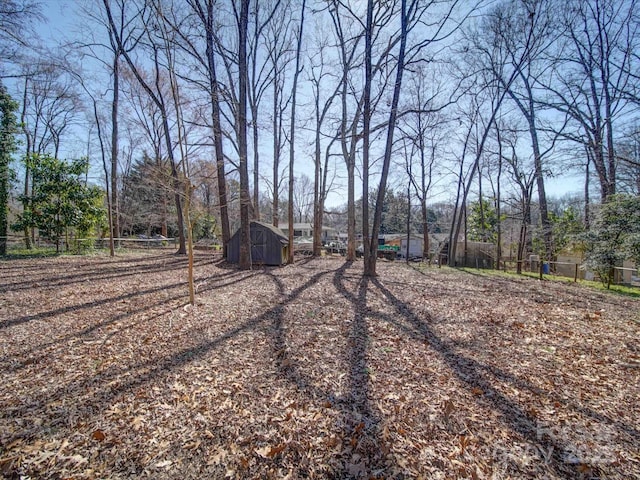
xmin=101 ymin=0 xmax=187 ymax=254
xmin=247 ymin=0 xmax=285 ymax=220
xmin=0 ymin=0 xmax=42 ymax=72
xmin=478 ymin=0 xmax=561 ymax=261
xmin=399 ymin=66 xmax=448 ymax=261
xmin=292 ymin=173 xmax=314 ymax=223
xmin=263 ymin=3 xmax=294 ymax=227
xmin=502 ymin=127 xmax=536 ymax=274
xmin=72 ymin=0 xmax=145 ymax=251
xmin=18 ymin=62 xmax=80 ymax=247
xmin=161 ymin=0 xmax=232 ymax=256
xmin=364 ymin=0 xmax=471 ymax=276
xmin=286 ymin=0 xmax=306 ymax=264
xmin=153 ymin=0 xmax=197 ymax=303
xmin=308 ymin=30 xmax=340 ymax=256
xmin=548 ymin=0 xmax=638 ymax=201
xmin=328 ymin=1 xmax=359 ymax=260
xmin=236 ymin=0 xmax=252 ymax=269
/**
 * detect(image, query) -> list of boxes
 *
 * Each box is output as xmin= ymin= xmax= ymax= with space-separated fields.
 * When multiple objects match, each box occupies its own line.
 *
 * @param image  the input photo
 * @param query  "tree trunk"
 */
xmin=272 ymin=78 xmax=281 ymax=227
xmin=287 ymin=0 xmax=306 ymax=264
xmin=495 ymin=125 xmax=502 ymax=270
xmin=110 ymin=52 xmax=120 ymax=245
xmin=313 ymin=107 xmax=322 ymax=256
xmin=252 ymin=111 xmax=260 ymax=221
xmin=366 ymin=0 xmax=408 ymax=277
xmin=529 ymin=112 xmax=552 ymax=262
xmin=362 ymin=0 xmax=374 ymax=273
xmin=238 ymin=0 xmax=251 ymax=269
xmin=20 ymin=78 xmax=32 ymax=250
xmin=204 ymin=0 xmax=230 ymax=256
xmin=584 ymin=152 xmax=590 ymax=230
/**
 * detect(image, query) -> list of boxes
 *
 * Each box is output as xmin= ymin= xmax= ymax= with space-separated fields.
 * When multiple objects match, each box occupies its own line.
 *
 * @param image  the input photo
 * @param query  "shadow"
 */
xmin=3 ymin=256 xmax=634 ymax=478
xmin=0 ymin=254 xmax=196 ymax=293
xmin=331 ymin=262 xmax=389 ymax=477
xmin=2 ymin=262 xmax=260 ymax=369
xmin=368 ymin=275 xmax=638 ymax=478
xmin=0 ymin=278 xmax=187 ymax=331
xmin=2 ymin=260 xmax=333 ymax=461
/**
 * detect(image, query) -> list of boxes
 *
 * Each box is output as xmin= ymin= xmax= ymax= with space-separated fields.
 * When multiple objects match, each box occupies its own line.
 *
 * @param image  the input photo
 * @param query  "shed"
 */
xmin=227 ymin=221 xmax=289 ymax=266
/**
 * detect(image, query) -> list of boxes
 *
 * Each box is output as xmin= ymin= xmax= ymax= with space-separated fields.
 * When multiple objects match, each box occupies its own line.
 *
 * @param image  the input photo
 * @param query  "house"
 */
xmin=227 ymin=221 xmax=289 ymax=266
xmin=279 ymin=222 xmax=340 ymax=244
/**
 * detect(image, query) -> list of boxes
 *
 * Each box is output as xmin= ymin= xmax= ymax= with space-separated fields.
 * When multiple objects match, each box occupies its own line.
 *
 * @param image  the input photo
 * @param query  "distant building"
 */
xmin=279 ymin=222 xmax=340 ymax=244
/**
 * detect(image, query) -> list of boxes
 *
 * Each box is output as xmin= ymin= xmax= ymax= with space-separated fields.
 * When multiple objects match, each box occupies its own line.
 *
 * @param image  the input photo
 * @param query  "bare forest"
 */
xmin=1 ymin=0 xmax=640 ymax=478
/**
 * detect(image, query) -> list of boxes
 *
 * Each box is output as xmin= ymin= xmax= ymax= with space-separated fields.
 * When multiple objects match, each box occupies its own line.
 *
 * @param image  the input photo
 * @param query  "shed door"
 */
xmin=252 ymin=228 xmax=266 ymax=264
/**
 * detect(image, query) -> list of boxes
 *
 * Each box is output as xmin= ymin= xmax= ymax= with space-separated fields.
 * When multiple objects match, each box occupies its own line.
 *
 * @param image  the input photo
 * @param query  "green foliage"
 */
xmin=550 ymin=206 xmax=584 ymax=255
xmin=192 ymin=212 xmax=218 ymax=241
xmin=583 ymin=194 xmax=640 ymax=288
xmin=379 ymin=189 xmax=409 ymax=234
xmin=467 ymin=198 xmax=500 ymax=243
xmin=0 ymin=84 xmax=19 ymax=256
xmin=13 ymin=155 xmax=106 ymax=252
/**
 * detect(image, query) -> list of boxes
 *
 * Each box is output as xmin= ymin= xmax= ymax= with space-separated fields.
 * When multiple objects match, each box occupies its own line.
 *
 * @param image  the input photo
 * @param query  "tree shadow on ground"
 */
xmin=2 ymin=257 xmax=634 ymax=479
xmin=367 ymin=275 xmax=635 ymax=478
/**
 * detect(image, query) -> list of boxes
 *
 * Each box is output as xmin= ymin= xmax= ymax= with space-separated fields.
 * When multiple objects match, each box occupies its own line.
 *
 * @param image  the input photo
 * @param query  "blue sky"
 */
xmin=28 ymin=0 xmax=587 ymax=209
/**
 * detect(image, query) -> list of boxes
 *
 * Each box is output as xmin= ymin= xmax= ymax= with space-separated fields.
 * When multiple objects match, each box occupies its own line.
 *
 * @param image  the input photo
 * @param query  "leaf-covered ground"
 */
xmin=1 ymin=252 xmax=639 ymax=479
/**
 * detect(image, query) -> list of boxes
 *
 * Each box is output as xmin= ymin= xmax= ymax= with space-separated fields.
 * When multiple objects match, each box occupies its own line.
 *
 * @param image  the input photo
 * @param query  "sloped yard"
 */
xmin=0 ymin=252 xmax=639 ymax=479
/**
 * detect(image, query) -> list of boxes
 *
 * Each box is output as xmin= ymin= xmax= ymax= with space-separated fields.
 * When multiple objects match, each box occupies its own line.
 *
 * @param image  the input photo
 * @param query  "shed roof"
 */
xmin=251 ymin=221 xmax=289 ymax=245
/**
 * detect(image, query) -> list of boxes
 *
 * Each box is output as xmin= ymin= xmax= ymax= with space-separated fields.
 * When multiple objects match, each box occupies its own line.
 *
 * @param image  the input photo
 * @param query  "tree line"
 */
xmin=0 ymin=0 xmax=639 ymax=279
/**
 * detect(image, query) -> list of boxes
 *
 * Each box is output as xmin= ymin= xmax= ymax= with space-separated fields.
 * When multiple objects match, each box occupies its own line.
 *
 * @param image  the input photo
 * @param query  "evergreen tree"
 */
xmin=467 ymin=199 xmax=499 ymax=244
xmin=0 ymin=85 xmax=19 ymax=256
xmin=14 ymin=155 xmax=105 ymax=252
xmin=583 ymin=194 xmax=640 ymax=288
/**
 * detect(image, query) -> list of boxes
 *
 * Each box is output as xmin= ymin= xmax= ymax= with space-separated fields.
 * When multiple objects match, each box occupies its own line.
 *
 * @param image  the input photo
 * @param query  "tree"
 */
xmin=617 ymin=127 xmax=640 ymax=195
xmin=120 ymin=153 xmax=175 ymax=236
xmin=400 ymin=70 xmax=444 ymax=261
xmin=0 ymin=85 xmax=18 ymax=255
xmin=101 ymin=0 xmax=187 ymax=254
xmin=236 ymin=0 xmax=252 ymax=269
xmin=467 ymin=198 xmax=500 ymax=244
xmin=0 ymin=0 xmax=42 ymax=70
xmin=247 ymin=0 xmax=287 ymax=221
xmin=502 ymin=128 xmax=536 ymax=273
xmin=14 ymin=155 xmax=105 ymax=253
xmin=286 ymin=0 xmax=306 ymax=264
xmin=550 ymin=205 xmax=584 ymax=256
xmin=265 ymin=10 xmax=292 ymax=229
xmin=481 ymin=0 xmax=559 ymax=262
xmin=550 ymin=0 xmax=638 ymax=201
xmin=99 ymin=0 xmax=139 ymax=250
xmin=18 ymin=61 xmax=81 ymax=249
xmin=308 ymin=27 xmax=340 ymax=256
xmin=583 ymin=194 xmax=640 ymax=288
xmin=292 ymin=173 xmax=313 ymax=223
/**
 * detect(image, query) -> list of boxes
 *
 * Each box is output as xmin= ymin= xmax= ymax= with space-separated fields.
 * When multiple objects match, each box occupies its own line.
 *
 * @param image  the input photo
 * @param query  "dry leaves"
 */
xmin=0 ymin=252 xmax=639 ymax=479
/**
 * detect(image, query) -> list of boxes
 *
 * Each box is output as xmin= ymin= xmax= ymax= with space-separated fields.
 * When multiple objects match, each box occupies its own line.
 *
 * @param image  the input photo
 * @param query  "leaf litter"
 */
xmin=0 ymin=252 xmax=638 ymax=479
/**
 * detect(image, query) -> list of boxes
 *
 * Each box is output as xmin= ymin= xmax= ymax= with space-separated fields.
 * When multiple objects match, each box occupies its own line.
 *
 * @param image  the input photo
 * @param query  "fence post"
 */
xmin=574 ymin=263 xmax=578 ymax=283
xmin=539 ymin=259 xmax=544 ymax=280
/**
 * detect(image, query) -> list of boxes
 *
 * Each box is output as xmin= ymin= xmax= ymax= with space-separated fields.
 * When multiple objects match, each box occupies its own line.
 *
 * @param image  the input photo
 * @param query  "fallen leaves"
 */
xmin=255 ymin=443 xmax=287 ymax=458
xmin=0 ymin=253 xmax=639 ymax=479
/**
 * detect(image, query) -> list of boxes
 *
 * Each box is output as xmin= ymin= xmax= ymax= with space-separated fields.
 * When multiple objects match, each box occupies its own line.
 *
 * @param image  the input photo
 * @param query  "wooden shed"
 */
xmin=227 ymin=221 xmax=289 ymax=266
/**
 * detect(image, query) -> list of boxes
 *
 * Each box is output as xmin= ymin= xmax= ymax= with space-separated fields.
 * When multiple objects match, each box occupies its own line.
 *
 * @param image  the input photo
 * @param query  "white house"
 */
xmin=279 ymin=223 xmax=340 ymax=244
